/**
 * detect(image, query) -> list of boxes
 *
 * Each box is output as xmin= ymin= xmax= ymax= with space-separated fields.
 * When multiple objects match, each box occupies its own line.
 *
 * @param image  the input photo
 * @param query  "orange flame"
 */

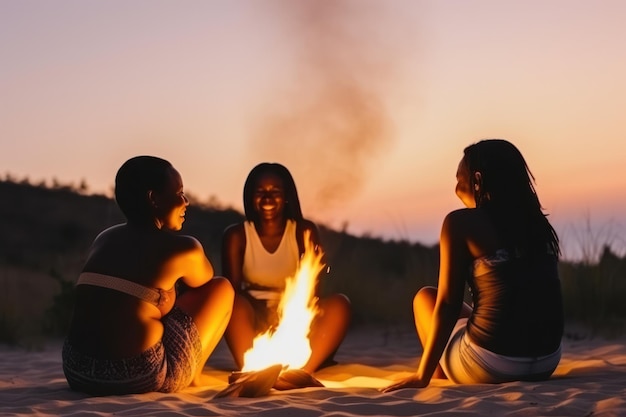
xmin=241 ymin=230 xmax=324 ymax=372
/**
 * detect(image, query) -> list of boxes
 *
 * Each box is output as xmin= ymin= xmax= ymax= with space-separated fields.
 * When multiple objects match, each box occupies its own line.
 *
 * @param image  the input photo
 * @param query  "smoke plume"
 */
xmin=249 ymin=0 xmax=396 ymax=211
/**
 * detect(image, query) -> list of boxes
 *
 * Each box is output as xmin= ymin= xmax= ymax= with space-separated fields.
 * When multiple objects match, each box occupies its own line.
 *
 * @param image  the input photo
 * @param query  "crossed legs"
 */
xmin=224 ymin=292 xmax=351 ymax=374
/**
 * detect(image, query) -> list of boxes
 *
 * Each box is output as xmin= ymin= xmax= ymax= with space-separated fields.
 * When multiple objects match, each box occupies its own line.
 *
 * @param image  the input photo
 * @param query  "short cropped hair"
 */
xmin=114 ymin=156 xmax=173 ymax=223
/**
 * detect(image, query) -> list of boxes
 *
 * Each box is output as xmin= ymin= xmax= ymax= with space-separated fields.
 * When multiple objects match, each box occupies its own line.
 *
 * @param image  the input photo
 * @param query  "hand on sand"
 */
xmin=380 ymin=374 xmax=429 ymax=393
xmin=273 ymin=368 xmax=325 ymax=391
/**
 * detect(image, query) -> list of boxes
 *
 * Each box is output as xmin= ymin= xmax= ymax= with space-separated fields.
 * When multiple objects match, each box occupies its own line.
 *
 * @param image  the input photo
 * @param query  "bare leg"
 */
xmin=176 ymin=277 xmax=234 ymax=385
xmin=413 ymin=286 xmax=471 ymax=379
xmin=224 ymin=293 xmax=257 ymax=370
xmin=303 ymin=293 xmax=351 ymax=374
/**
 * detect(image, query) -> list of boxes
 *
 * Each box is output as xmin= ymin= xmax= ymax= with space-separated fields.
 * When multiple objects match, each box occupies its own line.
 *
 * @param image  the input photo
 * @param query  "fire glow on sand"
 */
xmin=241 ymin=230 xmax=325 ymax=373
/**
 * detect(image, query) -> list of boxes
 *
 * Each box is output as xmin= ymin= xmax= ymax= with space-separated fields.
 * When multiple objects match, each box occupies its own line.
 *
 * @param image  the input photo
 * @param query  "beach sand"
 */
xmin=1 ymin=326 xmax=625 ymax=416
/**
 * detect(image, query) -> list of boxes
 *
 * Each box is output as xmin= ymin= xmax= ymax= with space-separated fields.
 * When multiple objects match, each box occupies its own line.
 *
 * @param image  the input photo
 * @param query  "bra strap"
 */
xmin=77 ymin=272 xmax=162 ymax=306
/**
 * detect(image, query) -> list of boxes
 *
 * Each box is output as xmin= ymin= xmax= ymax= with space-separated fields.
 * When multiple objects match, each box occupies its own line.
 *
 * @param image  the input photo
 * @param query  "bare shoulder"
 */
xmin=442 ymin=208 xmax=499 ymax=256
xmin=444 ymin=208 xmax=474 ymax=224
xmin=92 ymin=223 xmax=125 ymax=242
xmin=443 ymin=208 xmax=490 ymax=228
xmin=295 ymin=218 xmax=321 ymax=249
xmin=441 ymin=208 xmax=489 ymax=239
xmin=165 ymin=233 xmax=214 ymax=287
xmin=89 ymin=224 xmax=127 ymax=252
xmin=297 ymin=218 xmax=320 ymax=237
xmin=172 ymin=233 xmax=205 ymax=251
xmin=222 ymin=222 xmax=245 ymax=245
xmin=300 ymin=218 xmax=318 ymax=231
xmin=223 ymin=222 xmax=245 ymax=237
xmin=170 ymin=233 xmax=212 ymax=267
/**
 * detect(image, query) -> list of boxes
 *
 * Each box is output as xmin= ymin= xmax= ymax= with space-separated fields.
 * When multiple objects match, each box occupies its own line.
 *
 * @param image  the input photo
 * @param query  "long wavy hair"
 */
xmin=463 ymin=139 xmax=560 ymax=256
xmin=242 ymin=162 xmax=304 ymax=224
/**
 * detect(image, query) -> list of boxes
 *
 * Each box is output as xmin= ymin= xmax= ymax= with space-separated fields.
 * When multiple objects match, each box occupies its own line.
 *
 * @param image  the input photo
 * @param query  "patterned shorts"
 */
xmin=63 ymin=306 xmax=202 ymax=395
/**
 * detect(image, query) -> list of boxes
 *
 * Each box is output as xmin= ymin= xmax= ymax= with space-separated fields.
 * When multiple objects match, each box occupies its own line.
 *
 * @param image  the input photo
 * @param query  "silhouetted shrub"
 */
xmin=42 ymin=270 xmax=75 ymax=337
xmin=0 ymin=310 xmax=20 ymax=346
xmin=560 ymin=245 xmax=626 ymax=338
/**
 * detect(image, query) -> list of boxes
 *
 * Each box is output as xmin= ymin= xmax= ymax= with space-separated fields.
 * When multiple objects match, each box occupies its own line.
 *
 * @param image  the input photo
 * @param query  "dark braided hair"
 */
xmin=463 ymin=139 xmax=559 ymax=256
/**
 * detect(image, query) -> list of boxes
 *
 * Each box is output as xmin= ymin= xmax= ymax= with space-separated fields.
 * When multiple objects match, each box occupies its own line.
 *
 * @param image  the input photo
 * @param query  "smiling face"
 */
xmin=455 ymin=156 xmax=476 ymax=209
xmin=252 ymin=173 xmax=286 ymax=222
xmin=152 ymin=167 xmax=189 ymax=230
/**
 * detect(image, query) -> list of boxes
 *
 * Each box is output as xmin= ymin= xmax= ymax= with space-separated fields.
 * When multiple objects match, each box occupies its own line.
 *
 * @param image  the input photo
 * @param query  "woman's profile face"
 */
xmin=253 ymin=173 xmax=286 ymax=221
xmin=455 ymin=157 xmax=476 ymax=209
xmin=152 ymin=167 xmax=189 ymax=231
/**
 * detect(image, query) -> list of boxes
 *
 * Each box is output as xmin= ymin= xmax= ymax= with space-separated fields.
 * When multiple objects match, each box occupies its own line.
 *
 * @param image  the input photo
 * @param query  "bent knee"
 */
xmin=207 ymin=276 xmax=235 ymax=302
xmin=413 ymin=286 xmax=437 ymax=310
xmin=320 ymin=293 xmax=351 ymax=318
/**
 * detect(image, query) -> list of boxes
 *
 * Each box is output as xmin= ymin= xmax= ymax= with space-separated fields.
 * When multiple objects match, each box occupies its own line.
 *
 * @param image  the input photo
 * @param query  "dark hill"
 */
xmin=0 ymin=180 xmax=440 ymax=343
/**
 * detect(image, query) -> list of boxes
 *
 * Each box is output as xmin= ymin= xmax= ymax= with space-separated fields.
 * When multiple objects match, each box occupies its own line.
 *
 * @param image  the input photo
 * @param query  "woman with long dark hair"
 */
xmin=383 ymin=139 xmax=564 ymax=391
xmin=222 ymin=162 xmax=351 ymax=389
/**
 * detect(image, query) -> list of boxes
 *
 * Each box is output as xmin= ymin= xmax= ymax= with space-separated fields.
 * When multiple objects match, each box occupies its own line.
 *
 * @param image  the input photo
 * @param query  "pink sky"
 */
xmin=1 ymin=0 xmax=625 ymax=260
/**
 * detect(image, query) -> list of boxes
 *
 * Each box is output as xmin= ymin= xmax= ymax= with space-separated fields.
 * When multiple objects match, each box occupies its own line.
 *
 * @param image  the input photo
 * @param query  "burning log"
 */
xmin=273 ymin=369 xmax=324 ymax=391
xmin=214 ymin=364 xmax=283 ymax=398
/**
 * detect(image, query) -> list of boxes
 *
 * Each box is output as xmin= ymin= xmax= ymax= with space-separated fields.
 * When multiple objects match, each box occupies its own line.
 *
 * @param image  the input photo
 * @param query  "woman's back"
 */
xmin=467 ymin=249 xmax=563 ymax=357
xmin=455 ymin=207 xmax=564 ymax=357
xmin=68 ymin=224 xmax=193 ymax=358
xmin=63 ymin=156 xmax=233 ymax=395
xmin=382 ymin=139 xmax=564 ymax=392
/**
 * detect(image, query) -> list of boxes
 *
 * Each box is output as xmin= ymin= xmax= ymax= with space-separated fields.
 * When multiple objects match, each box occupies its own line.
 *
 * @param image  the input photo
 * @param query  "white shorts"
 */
xmin=440 ymin=319 xmax=561 ymax=384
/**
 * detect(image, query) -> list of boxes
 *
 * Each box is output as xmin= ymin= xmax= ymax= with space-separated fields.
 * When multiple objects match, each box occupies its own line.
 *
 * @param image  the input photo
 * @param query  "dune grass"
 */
xmin=559 ymin=246 xmax=626 ymax=339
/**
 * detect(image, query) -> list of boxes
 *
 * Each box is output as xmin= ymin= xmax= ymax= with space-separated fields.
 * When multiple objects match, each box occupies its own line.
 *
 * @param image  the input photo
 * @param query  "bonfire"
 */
xmin=216 ymin=230 xmax=326 ymax=397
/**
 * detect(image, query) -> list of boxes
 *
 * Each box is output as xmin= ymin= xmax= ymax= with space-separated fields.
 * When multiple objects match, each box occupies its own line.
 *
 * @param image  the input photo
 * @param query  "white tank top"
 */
xmin=242 ymin=219 xmax=299 ymax=291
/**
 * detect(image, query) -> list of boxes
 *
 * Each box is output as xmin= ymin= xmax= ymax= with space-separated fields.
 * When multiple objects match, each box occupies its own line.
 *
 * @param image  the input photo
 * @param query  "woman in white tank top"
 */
xmin=221 ymin=163 xmax=352 ymax=390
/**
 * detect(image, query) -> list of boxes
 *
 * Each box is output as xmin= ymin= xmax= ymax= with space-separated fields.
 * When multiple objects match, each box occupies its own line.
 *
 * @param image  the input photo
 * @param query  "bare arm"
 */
xmin=296 ymin=219 xmax=322 ymax=255
xmin=383 ymin=210 xmax=471 ymax=391
xmin=297 ymin=219 xmax=327 ymax=297
xmin=174 ymin=236 xmax=215 ymax=288
xmin=221 ymin=223 xmax=246 ymax=292
xmin=417 ymin=212 xmax=469 ymax=379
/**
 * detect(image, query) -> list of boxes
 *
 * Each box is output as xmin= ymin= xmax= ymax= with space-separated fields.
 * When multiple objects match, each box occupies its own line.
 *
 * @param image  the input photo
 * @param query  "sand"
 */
xmin=1 ymin=326 xmax=625 ymax=417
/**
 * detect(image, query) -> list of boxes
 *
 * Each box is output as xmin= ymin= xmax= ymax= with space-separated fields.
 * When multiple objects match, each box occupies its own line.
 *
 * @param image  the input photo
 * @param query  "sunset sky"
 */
xmin=2 ymin=0 xmax=625 ymax=260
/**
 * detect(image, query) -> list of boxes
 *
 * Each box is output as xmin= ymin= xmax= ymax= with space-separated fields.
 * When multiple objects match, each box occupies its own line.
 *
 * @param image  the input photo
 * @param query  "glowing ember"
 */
xmin=241 ymin=230 xmax=325 ymax=372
